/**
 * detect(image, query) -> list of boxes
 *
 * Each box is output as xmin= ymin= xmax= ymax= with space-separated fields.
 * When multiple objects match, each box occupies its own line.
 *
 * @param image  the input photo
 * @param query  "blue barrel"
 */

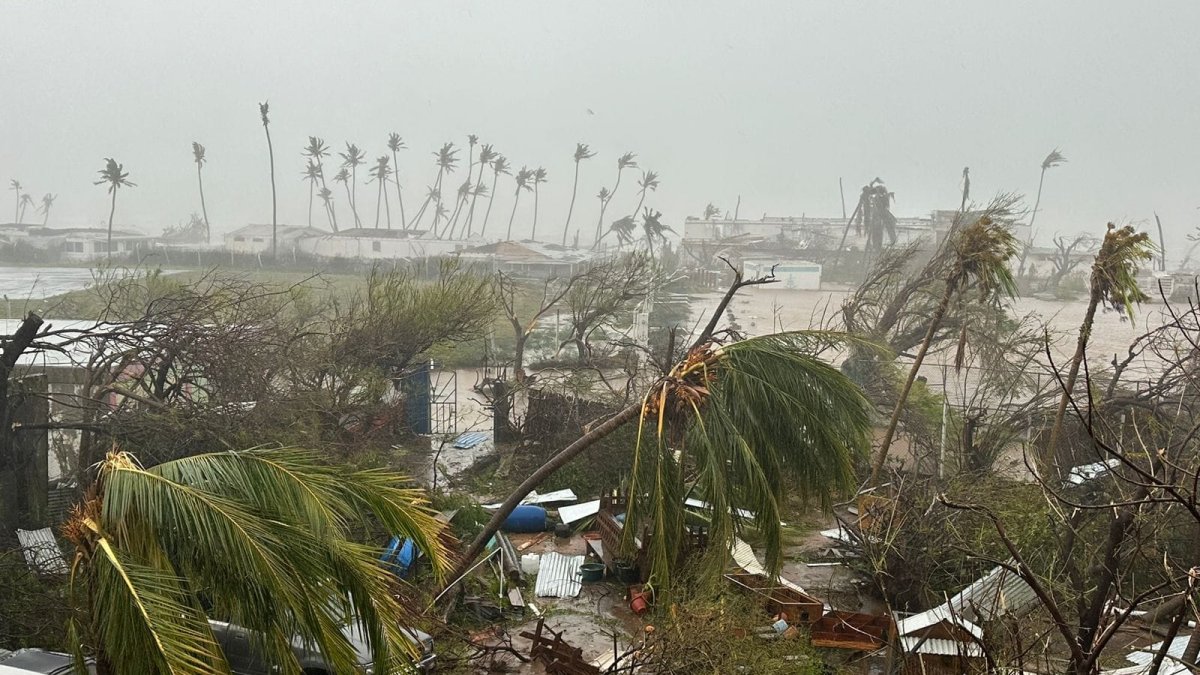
xmin=502 ymin=505 xmax=547 ymax=533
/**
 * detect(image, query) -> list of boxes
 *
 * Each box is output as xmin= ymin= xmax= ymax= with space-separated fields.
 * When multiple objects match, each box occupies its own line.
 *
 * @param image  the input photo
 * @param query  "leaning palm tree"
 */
xmin=304 ymin=137 xmax=337 ymax=231
xmin=63 ymin=448 xmax=449 ymax=675
xmin=18 ymin=194 xmax=34 ymax=224
xmin=868 ymin=214 xmax=1020 ymax=487
xmin=317 ymin=186 xmax=335 ymax=229
xmin=387 ymin=133 xmax=408 ymax=228
xmin=562 ymin=142 xmax=595 ymax=246
xmin=340 ymin=143 xmax=367 ymax=228
xmin=258 ymin=102 xmax=277 ymax=258
xmin=1046 ymin=223 xmax=1154 ymax=467
xmin=191 ymin=142 xmax=212 ymax=243
xmin=631 ymin=169 xmax=660 ymax=224
xmin=506 ymin=167 xmax=534 ymax=241
xmin=426 ymin=142 xmax=459 ymax=235
xmin=531 ymin=167 xmax=548 ymax=242
xmin=370 ymin=156 xmax=394 ymax=229
xmin=640 ymin=207 xmax=673 ymax=258
xmin=94 ymin=158 xmax=136 ymax=262
xmin=9 ymin=179 xmax=22 ymax=223
xmin=443 ymin=180 xmax=471 ymax=239
xmin=333 ymin=167 xmax=354 ymax=226
xmin=606 ymin=215 xmax=637 ymax=247
xmin=454 ymin=327 xmax=872 ymax=588
xmin=479 ymin=154 xmax=509 ymax=239
xmin=409 ymin=185 xmax=439 ymax=232
xmin=594 ymin=152 xmax=637 ymax=245
xmin=463 ymin=144 xmax=496 ymax=238
xmin=39 ymin=193 xmax=56 ymax=226
xmin=302 ymin=160 xmax=323 ymax=228
xmin=1018 ymin=149 xmax=1067 ymax=276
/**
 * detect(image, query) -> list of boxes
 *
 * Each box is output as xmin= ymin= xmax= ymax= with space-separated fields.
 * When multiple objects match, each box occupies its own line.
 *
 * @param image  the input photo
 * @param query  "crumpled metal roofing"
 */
xmin=534 ymin=552 xmax=584 ymax=598
xmin=16 ymin=528 xmax=68 ymax=575
xmin=452 ymin=431 xmax=490 ymax=449
xmin=940 ymin=563 xmax=1038 ymax=623
xmin=900 ymin=637 xmax=984 ymax=658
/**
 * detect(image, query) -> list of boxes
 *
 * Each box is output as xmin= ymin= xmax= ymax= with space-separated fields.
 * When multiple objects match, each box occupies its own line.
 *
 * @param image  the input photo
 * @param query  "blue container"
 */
xmin=502 ymin=505 xmax=548 ymax=533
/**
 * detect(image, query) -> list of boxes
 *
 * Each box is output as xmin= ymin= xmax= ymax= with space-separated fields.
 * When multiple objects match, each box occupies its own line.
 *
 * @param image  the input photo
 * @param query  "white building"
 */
xmin=296 ymin=228 xmax=473 ymax=259
xmin=0 ymin=225 xmax=158 ymax=261
xmin=742 ymin=259 xmax=822 ymax=290
xmin=224 ymin=224 xmax=325 ymax=255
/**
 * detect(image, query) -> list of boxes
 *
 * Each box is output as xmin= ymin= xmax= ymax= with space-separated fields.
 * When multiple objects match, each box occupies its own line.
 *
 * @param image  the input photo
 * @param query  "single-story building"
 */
xmin=296 ymin=228 xmax=471 ymax=259
xmin=742 ymin=259 xmax=822 ymax=290
xmin=223 ymin=224 xmax=325 ymax=255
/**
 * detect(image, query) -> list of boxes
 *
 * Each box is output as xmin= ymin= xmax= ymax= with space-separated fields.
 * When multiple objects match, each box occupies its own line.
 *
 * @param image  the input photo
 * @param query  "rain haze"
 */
xmin=3 ymin=1 xmax=1199 ymax=245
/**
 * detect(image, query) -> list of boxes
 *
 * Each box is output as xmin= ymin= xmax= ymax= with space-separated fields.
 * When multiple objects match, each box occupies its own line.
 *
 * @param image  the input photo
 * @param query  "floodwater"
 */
xmin=0 ymin=266 xmax=101 ymax=300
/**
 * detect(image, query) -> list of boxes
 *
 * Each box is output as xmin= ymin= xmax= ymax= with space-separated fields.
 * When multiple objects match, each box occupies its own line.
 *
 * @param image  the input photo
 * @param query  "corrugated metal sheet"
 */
xmin=452 ymin=431 xmax=490 ymax=449
xmin=731 ymin=537 xmax=810 ymax=595
xmin=895 ymin=607 xmax=983 ymax=639
xmin=1111 ymin=635 xmax=1196 ymax=675
xmin=1067 ymin=458 xmax=1120 ymax=485
xmin=534 ymin=552 xmax=584 ymax=598
xmin=941 ymin=563 xmax=1038 ymax=623
xmin=900 ymin=637 xmax=984 ymax=658
xmin=15 ymin=528 xmax=68 ymax=575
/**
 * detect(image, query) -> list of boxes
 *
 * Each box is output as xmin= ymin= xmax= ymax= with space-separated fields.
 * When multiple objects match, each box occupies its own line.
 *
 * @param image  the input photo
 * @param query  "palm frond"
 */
xmin=1094 ymin=223 xmax=1155 ymax=318
xmin=1041 ymin=148 xmax=1067 ymax=170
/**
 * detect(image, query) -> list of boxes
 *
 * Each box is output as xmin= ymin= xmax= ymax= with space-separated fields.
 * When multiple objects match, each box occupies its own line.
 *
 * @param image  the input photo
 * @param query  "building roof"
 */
xmin=326 ymin=227 xmax=434 ymax=239
xmin=899 ymin=636 xmax=984 ymax=658
xmin=226 ymin=224 xmax=322 ymax=238
xmin=465 ymin=240 xmax=598 ymax=263
xmin=1106 ymin=635 xmax=1196 ymax=675
xmin=940 ymin=564 xmax=1039 ymax=623
xmin=895 ymin=606 xmax=984 ymax=640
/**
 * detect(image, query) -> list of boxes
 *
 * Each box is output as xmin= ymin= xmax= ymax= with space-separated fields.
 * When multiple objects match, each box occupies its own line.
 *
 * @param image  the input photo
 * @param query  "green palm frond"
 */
xmin=623 ymin=332 xmax=873 ymax=587
xmin=1093 ymin=223 xmax=1155 ymax=318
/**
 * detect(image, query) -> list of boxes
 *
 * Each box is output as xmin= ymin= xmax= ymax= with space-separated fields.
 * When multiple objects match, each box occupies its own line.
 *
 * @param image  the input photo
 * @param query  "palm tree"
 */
xmin=63 ymin=448 xmax=448 ymax=675
xmin=464 ymin=144 xmax=496 ymax=238
xmin=631 ymin=170 xmax=660 ymax=225
xmin=594 ymin=152 xmax=637 ymax=245
xmin=302 ymin=159 xmax=323 ymax=228
xmin=39 ymin=193 xmax=56 ymax=226
xmin=9 ymin=179 xmax=22 ymax=224
xmin=562 ymin=142 xmax=595 ymax=246
xmin=703 ymin=202 xmax=721 ymax=220
xmin=641 ymin=207 xmax=673 ymax=257
xmin=531 ymin=167 xmax=548 ymax=242
xmin=868 ymin=215 xmax=1019 ymax=487
xmin=423 ymin=143 xmax=459 ymax=235
xmin=454 ymin=330 xmax=872 ymax=587
xmin=18 ymin=194 xmax=34 ymax=224
xmin=317 ymin=186 xmax=335 ymax=229
xmin=257 ymin=102 xmax=277 ymax=258
xmin=479 ymin=154 xmax=509 ymax=239
xmin=606 ymin=215 xmax=637 ymax=247
xmin=387 ymin=133 xmax=408 ymax=228
xmin=333 ymin=168 xmax=354 ymax=229
xmin=409 ymin=185 xmax=439 ymax=232
xmin=506 ymin=167 xmax=534 ymax=241
xmin=1019 ymin=149 xmax=1067 ymax=276
xmin=1046 ymin=223 xmax=1154 ymax=466
xmin=93 ymin=158 xmax=136 ymax=262
xmin=369 ymin=155 xmax=393 ymax=229
xmin=304 ymin=137 xmax=337 ymax=232
xmin=191 ymin=142 xmax=212 ymax=243
xmin=340 ymin=143 xmax=366 ymax=228
xmin=444 ymin=180 xmax=471 ymax=239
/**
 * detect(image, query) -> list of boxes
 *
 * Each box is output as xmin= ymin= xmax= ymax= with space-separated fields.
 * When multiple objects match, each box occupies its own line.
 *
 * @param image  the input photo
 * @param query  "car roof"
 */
xmin=0 ymin=649 xmax=89 ymax=675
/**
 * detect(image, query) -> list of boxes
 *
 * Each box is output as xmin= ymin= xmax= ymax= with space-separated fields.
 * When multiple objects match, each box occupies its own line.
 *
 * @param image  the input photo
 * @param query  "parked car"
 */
xmin=209 ymin=619 xmax=437 ymax=674
xmin=0 ymin=649 xmax=91 ymax=674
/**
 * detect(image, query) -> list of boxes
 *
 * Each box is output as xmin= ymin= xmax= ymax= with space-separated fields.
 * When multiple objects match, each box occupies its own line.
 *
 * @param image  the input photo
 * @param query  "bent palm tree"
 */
xmin=39 ymin=193 xmax=56 ymax=226
xmin=302 ymin=159 xmax=323 ymax=228
xmin=479 ymin=154 xmax=509 ymax=239
xmin=18 ymin=194 xmax=34 ymax=223
xmin=9 ymin=179 xmax=22 ymax=223
xmin=428 ymin=142 xmax=459 ymax=236
xmin=562 ymin=143 xmax=595 ymax=246
xmin=1046 ymin=223 xmax=1153 ymax=467
xmin=192 ymin=142 xmax=211 ymax=243
xmin=340 ymin=143 xmax=366 ymax=228
xmin=94 ymin=158 xmax=136 ymax=262
xmin=464 ymin=144 xmax=497 ymax=238
xmin=454 ymin=328 xmax=872 ymax=587
xmin=595 ymin=152 xmax=637 ymax=245
xmin=258 ymin=102 xmax=277 ymax=258
xmin=1018 ymin=149 xmax=1067 ymax=276
xmin=304 ymin=137 xmax=337 ymax=232
xmin=63 ymin=449 xmax=448 ymax=675
xmin=387 ymin=133 xmax=408 ymax=228
xmin=506 ymin=167 xmax=534 ymax=241
xmin=531 ymin=167 xmax=548 ymax=242
xmin=631 ymin=170 xmax=660 ymax=224
xmin=370 ymin=156 xmax=394 ymax=229
xmin=868 ymin=214 xmax=1019 ymax=487
xmin=317 ymin=186 xmax=335 ymax=229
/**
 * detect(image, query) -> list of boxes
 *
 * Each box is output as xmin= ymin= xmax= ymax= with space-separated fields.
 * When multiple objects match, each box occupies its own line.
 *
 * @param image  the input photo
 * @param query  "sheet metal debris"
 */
xmin=899 ymin=636 xmax=985 ymax=658
xmin=557 ymin=499 xmax=602 ymax=525
xmin=534 ymin=552 xmax=584 ymax=598
xmin=452 ymin=431 xmax=490 ymax=449
xmin=1066 ymin=458 xmax=1120 ymax=485
xmin=941 ymin=563 xmax=1038 ymax=622
xmin=16 ymin=528 xmax=68 ymax=575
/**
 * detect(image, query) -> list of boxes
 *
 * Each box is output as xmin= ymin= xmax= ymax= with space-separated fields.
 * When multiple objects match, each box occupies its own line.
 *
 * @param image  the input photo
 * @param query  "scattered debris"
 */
xmin=725 ymin=571 xmax=823 ymax=623
xmin=559 ymin=499 xmax=602 ymax=525
xmin=534 ymin=552 xmax=585 ymax=598
xmin=810 ymin=610 xmax=894 ymax=651
xmin=15 ymin=527 xmax=68 ymax=575
xmin=451 ymin=431 xmax=490 ymax=449
xmin=520 ymin=618 xmax=602 ymax=675
xmin=1066 ymin=458 xmax=1121 ymax=486
xmin=484 ymin=488 xmax=579 ymax=509
xmin=517 ymin=532 xmax=550 ymax=552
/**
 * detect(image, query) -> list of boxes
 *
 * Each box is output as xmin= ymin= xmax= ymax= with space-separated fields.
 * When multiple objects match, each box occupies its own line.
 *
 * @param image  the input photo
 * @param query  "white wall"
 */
xmin=297 ymin=235 xmax=467 ymax=259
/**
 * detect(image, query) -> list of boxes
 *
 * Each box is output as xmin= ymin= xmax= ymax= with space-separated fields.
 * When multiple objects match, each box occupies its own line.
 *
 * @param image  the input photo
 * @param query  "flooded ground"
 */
xmin=0 ymin=266 xmax=100 ymax=301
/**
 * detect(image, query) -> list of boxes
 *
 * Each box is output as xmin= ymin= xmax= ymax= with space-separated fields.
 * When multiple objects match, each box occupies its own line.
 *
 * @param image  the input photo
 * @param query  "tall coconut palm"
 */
xmin=369 ymin=155 xmax=393 ymax=229
xmin=426 ymin=143 xmax=459 ymax=235
xmin=641 ymin=207 xmax=673 ymax=258
xmin=443 ymin=180 xmax=471 ymax=239
xmin=868 ymin=215 xmax=1019 ymax=487
xmin=63 ymin=448 xmax=448 ymax=675
xmin=386 ymin=133 xmax=408 ymax=228
xmin=409 ymin=185 xmax=439 ymax=232
xmin=333 ymin=168 xmax=353 ymax=228
xmin=594 ymin=152 xmax=637 ymax=245
xmin=562 ymin=142 xmax=595 ymax=246
xmin=191 ymin=142 xmax=212 ymax=243
xmin=340 ymin=143 xmax=366 ymax=228
xmin=304 ymin=137 xmax=337 ymax=232
xmin=317 ymin=186 xmax=335 ymax=229
xmin=1019 ymin=149 xmax=1067 ymax=276
xmin=9 ymin=179 xmax=22 ymax=223
xmin=302 ymin=160 xmax=323 ymax=228
xmin=464 ymin=144 xmax=496 ymax=238
xmin=1046 ymin=223 xmax=1154 ymax=467
xmin=94 ymin=158 xmax=136 ymax=262
xmin=258 ymin=102 xmax=277 ymax=258
xmin=506 ymin=167 xmax=534 ymax=241
xmin=39 ymin=193 xmax=56 ymax=226
xmin=479 ymin=154 xmax=509 ymax=239
xmin=631 ymin=170 xmax=660 ymax=224
xmin=454 ymin=330 xmax=872 ymax=587
xmin=18 ymin=194 xmax=34 ymax=224
xmin=606 ymin=215 xmax=637 ymax=247
xmin=531 ymin=167 xmax=548 ymax=242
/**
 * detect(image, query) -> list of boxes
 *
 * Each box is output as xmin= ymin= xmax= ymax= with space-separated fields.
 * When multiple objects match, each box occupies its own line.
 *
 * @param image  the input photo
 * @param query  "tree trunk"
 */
xmin=1047 ymin=293 xmax=1100 ymax=471
xmin=392 ymin=151 xmax=406 ymax=231
xmin=106 ymin=190 xmax=117 ymax=262
xmin=868 ymin=284 xmax=955 ymax=488
xmin=480 ymin=171 xmax=500 ymax=238
xmin=264 ymin=126 xmax=277 ymax=260
xmin=532 ymin=185 xmax=540 ymax=242
xmin=563 ymin=162 xmax=580 ymax=246
xmin=197 ymin=165 xmax=211 ymax=244
xmin=307 ymin=183 xmax=314 ymax=228
xmin=351 ymin=167 xmax=361 ymax=228
xmin=506 ymin=194 xmax=521 ymax=241
xmin=1018 ymin=168 xmax=1048 ymax=278
xmin=447 ymin=403 xmax=641 ymax=585
xmin=1181 ymin=628 xmax=1200 ymax=671
xmin=0 ymin=314 xmax=45 ymax=536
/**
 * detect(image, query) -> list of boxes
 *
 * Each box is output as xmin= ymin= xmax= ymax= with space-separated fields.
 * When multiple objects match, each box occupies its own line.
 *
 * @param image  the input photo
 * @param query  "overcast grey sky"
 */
xmin=3 ymin=1 xmax=1198 ymax=247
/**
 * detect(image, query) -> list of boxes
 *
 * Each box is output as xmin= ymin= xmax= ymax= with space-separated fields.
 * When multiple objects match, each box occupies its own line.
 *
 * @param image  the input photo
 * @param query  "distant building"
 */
xmin=461 ymin=240 xmax=598 ymax=277
xmin=223 ymin=224 xmax=325 ymax=255
xmin=0 ymin=224 xmax=158 ymax=261
xmin=742 ymin=259 xmax=822 ymax=290
xmin=295 ymin=228 xmax=471 ymax=259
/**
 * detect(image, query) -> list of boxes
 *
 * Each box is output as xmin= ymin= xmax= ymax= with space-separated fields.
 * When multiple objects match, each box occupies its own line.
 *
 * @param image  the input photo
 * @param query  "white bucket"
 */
xmin=520 ymin=553 xmax=541 ymax=576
